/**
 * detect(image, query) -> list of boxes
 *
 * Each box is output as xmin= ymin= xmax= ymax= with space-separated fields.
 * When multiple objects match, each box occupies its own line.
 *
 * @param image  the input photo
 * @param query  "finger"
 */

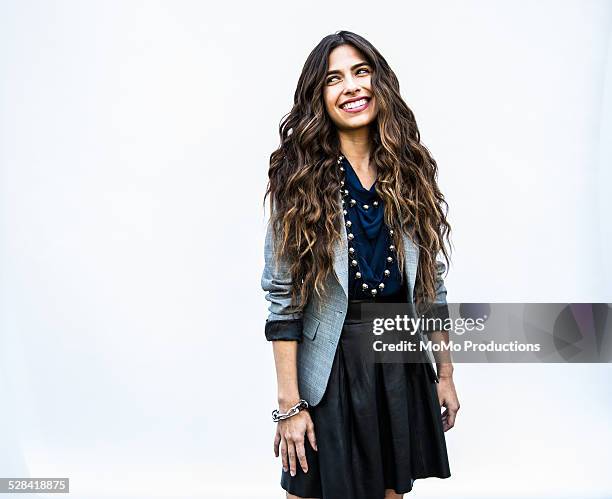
xmin=274 ymin=430 xmax=281 ymax=457
xmin=447 ymin=409 xmax=457 ymax=428
xmin=306 ymin=423 xmax=318 ymax=452
xmin=280 ymin=437 xmax=289 ymax=472
xmin=288 ymin=440 xmax=297 ymax=476
xmin=441 ymin=416 xmax=449 ymax=431
xmin=295 ymin=437 xmax=308 ymax=473
xmin=442 ymin=410 xmax=456 ymax=431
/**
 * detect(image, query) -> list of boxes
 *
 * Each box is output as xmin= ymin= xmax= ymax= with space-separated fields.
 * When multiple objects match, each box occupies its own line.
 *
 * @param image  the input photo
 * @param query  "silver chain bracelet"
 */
xmin=272 ymin=399 xmax=309 ymax=422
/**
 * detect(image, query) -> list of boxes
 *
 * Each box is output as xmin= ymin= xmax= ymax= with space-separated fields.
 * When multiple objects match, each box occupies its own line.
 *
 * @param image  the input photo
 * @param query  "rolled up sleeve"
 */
xmin=260 ymin=221 xmax=304 ymax=342
xmin=264 ymin=318 xmax=303 ymax=342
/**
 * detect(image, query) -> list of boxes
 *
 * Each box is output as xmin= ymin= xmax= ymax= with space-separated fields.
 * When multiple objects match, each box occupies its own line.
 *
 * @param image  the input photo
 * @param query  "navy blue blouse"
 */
xmin=341 ymin=156 xmax=405 ymax=302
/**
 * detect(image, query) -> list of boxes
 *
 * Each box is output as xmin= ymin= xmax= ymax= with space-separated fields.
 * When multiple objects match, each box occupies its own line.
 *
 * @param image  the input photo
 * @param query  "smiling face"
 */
xmin=323 ymin=44 xmax=378 ymax=131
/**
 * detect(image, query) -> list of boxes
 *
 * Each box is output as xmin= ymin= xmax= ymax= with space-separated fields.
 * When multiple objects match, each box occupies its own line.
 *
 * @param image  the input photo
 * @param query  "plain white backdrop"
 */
xmin=1 ymin=1 xmax=611 ymax=498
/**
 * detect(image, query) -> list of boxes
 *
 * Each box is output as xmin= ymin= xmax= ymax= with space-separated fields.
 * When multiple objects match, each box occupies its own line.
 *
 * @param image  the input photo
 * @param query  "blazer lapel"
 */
xmin=332 ymin=200 xmax=349 ymax=298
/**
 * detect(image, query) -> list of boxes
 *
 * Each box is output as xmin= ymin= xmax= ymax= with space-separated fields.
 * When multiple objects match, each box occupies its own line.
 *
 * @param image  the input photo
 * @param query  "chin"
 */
xmin=339 ymin=113 xmax=376 ymax=130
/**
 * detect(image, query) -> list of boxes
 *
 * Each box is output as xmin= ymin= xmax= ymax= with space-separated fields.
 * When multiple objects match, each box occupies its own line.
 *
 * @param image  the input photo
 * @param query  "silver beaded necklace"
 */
xmin=337 ymin=154 xmax=396 ymax=297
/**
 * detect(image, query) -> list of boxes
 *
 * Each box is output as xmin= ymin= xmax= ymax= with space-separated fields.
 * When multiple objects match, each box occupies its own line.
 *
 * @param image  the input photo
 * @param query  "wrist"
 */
xmin=278 ymin=394 xmax=302 ymax=411
xmin=437 ymin=364 xmax=454 ymax=378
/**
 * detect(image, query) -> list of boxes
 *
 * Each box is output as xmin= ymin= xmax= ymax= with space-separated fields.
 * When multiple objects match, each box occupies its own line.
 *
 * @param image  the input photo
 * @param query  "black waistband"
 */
xmin=346 ymin=298 xmax=409 ymax=322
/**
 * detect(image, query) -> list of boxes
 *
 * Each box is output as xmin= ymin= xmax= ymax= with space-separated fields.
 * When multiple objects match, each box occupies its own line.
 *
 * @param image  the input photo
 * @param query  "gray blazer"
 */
xmin=261 ymin=202 xmax=449 ymax=407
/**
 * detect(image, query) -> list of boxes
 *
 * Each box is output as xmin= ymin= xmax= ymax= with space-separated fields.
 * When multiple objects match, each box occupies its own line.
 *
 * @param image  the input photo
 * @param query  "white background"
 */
xmin=1 ymin=1 xmax=611 ymax=498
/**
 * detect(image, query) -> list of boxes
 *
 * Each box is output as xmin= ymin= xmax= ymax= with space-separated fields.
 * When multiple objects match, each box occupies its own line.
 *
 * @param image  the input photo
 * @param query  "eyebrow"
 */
xmin=326 ymin=61 xmax=370 ymax=77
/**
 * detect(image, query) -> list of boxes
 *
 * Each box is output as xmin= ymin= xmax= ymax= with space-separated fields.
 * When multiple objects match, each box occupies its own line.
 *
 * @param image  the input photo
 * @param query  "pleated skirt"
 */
xmin=280 ymin=299 xmax=451 ymax=499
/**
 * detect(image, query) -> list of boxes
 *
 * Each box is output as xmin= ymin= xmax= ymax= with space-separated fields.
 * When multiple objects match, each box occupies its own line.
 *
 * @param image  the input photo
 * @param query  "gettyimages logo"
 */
xmin=354 ymin=302 xmax=612 ymax=364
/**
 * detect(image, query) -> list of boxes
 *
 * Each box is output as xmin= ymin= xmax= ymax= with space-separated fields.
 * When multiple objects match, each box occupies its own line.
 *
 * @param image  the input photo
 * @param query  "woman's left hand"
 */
xmin=437 ymin=375 xmax=460 ymax=431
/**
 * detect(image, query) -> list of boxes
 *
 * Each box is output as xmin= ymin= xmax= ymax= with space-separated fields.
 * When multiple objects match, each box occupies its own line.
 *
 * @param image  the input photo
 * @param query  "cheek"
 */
xmin=368 ymin=95 xmax=378 ymax=116
xmin=323 ymin=89 xmax=338 ymax=114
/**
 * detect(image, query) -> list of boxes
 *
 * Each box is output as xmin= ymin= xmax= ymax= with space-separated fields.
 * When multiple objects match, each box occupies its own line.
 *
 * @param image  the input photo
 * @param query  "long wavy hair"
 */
xmin=263 ymin=30 xmax=452 ymax=310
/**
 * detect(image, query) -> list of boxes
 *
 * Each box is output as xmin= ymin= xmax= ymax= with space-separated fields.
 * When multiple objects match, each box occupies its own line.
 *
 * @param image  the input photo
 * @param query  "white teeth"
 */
xmin=341 ymin=98 xmax=368 ymax=110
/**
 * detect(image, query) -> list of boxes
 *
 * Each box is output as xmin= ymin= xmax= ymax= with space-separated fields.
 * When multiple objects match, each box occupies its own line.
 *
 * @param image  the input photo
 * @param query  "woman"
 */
xmin=261 ymin=30 xmax=460 ymax=499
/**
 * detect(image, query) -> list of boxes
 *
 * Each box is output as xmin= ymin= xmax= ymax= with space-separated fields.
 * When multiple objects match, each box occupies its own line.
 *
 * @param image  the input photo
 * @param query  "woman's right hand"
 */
xmin=274 ymin=409 xmax=318 ymax=476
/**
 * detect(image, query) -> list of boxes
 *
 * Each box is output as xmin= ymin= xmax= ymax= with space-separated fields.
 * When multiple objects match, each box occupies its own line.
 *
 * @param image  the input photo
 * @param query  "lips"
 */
xmin=340 ymin=97 xmax=370 ymax=113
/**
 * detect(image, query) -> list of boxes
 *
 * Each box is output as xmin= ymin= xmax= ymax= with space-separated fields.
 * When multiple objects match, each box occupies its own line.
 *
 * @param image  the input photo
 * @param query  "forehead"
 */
xmin=327 ymin=44 xmax=368 ymax=70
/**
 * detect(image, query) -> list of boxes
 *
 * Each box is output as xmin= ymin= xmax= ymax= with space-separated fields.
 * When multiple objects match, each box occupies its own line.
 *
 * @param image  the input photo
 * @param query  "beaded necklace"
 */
xmin=337 ymin=154 xmax=396 ymax=298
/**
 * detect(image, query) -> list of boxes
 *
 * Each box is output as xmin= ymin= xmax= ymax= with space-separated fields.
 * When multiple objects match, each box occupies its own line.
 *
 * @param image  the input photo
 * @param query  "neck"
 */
xmin=338 ymin=127 xmax=372 ymax=171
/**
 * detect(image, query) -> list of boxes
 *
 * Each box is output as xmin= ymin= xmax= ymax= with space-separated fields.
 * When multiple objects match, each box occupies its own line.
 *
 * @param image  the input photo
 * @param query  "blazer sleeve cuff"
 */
xmin=265 ymin=318 xmax=303 ymax=342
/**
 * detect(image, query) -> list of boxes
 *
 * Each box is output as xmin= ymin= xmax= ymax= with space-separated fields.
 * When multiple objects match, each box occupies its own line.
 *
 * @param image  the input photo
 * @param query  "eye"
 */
xmin=326 ymin=75 xmax=340 ymax=84
xmin=356 ymin=67 xmax=371 ymax=76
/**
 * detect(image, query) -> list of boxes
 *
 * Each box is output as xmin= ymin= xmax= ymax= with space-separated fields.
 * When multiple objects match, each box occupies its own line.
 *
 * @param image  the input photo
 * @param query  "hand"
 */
xmin=437 ymin=374 xmax=460 ymax=431
xmin=274 ymin=409 xmax=317 ymax=476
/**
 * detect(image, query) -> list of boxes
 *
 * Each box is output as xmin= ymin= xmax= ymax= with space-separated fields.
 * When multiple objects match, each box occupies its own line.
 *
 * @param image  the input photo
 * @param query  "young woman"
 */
xmin=261 ymin=30 xmax=460 ymax=499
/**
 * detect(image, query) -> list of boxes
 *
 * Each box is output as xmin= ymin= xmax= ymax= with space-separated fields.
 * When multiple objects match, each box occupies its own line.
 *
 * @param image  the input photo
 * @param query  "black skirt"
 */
xmin=280 ymin=299 xmax=451 ymax=499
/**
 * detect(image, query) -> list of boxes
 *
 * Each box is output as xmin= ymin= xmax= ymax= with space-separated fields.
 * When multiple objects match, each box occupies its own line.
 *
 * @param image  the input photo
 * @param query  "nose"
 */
xmin=343 ymin=73 xmax=360 ymax=94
